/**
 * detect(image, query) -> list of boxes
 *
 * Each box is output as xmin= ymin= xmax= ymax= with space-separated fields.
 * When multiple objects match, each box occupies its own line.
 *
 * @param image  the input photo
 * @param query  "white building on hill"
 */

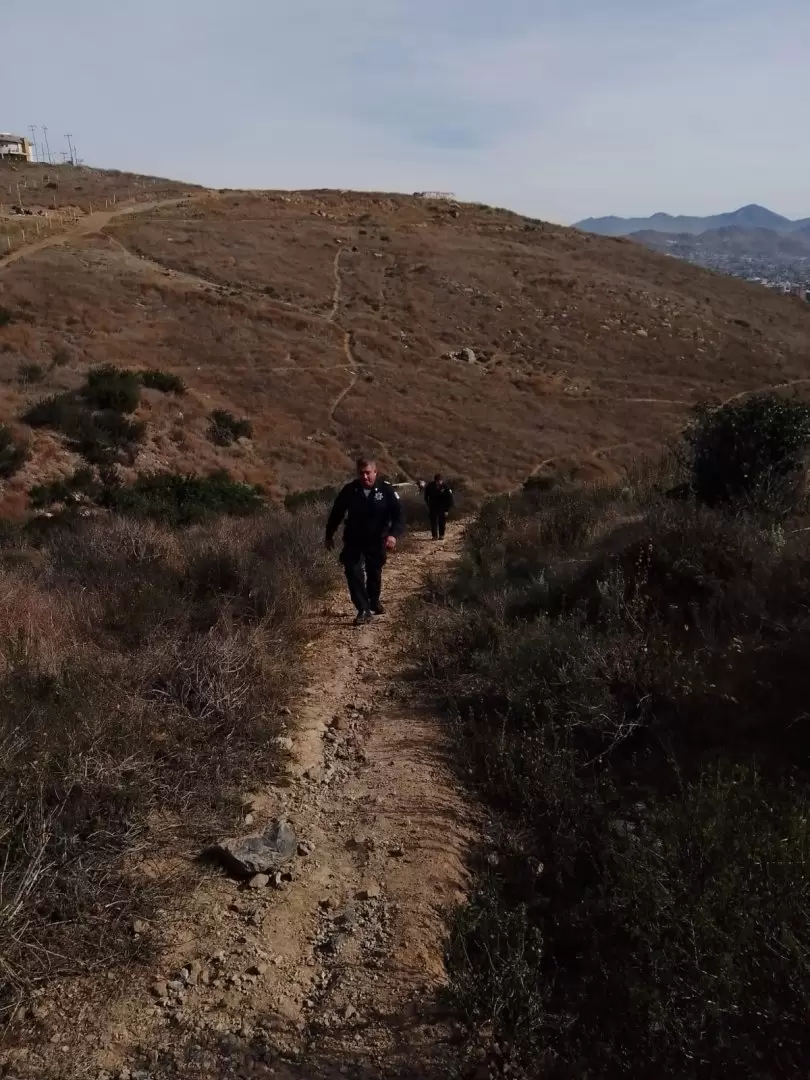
xmin=0 ymin=134 xmax=33 ymax=163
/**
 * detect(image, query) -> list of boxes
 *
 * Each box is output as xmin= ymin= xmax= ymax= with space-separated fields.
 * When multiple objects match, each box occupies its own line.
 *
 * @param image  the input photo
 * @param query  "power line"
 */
xmin=65 ymin=133 xmax=76 ymax=166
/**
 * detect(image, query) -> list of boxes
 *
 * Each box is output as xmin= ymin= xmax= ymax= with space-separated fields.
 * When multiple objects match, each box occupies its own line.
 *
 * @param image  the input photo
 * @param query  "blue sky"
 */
xmin=3 ymin=0 xmax=808 ymax=223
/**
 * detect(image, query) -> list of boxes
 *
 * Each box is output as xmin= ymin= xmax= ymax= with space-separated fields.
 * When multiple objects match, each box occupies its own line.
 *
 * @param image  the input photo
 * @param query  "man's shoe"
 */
xmin=371 ymin=604 xmax=385 ymax=616
xmin=353 ymin=611 xmax=371 ymax=626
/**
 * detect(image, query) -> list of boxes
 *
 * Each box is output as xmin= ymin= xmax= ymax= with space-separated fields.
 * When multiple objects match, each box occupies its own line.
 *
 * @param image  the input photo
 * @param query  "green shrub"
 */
xmin=207 ymin=409 xmax=252 ymax=446
xmin=684 ymin=394 xmax=810 ymax=507
xmin=22 ymin=391 xmax=79 ymax=430
xmin=29 ymin=467 xmax=100 ymax=509
xmin=107 ymin=471 xmax=266 ymax=526
xmin=138 ymin=369 xmax=186 ymax=394
xmin=0 ymin=424 xmax=29 ymax=479
xmin=83 ymin=364 xmax=141 ymax=413
xmin=22 ymin=385 xmax=145 ymax=466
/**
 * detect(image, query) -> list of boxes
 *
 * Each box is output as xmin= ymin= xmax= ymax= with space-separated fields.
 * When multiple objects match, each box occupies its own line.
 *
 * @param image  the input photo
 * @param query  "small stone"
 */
xmin=297 ymin=841 xmax=314 ymax=857
xmin=244 ymin=813 xmax=255 ymax=827
xmin=207 ymin=819 xmax=296 ymax=879
xmin=151 ymin=981 xmax=168 ymax=1000
xmin=248 ymin=873 xmax=270 ymax=889
xmin=274 ymin=735 xmax=294 ymax=752
xmin=357 ymin=884 xmax=381 ymax=901
xmin=131 ymin=919 xmax=149 ymax=936
xmin=179 ymin=967 xmax=191 ymax=984
xmin=343 ymin=1004 xmax=358 ymax=1020
xmin=167 ymin=980 xmax=185 ymax=993
xmin=388 ymin=845 xmax=405 ymax=858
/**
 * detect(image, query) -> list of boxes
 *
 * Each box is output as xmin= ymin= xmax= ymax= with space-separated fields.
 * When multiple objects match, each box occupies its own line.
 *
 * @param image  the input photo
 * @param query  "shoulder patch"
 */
xmin=393 ymin=490 xmax=400 ymax=499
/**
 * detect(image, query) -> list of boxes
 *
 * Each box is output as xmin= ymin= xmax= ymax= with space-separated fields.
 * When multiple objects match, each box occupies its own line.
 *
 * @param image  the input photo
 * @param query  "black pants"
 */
xmin=429 ymin=510 xmax=447 ymax=539
xmin=341 ymin=543 xmax=385 ymax=613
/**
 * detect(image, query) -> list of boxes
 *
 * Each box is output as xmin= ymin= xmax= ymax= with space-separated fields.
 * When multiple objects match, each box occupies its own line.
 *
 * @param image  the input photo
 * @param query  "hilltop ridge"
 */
xmin=2 ymin=164 xmax=810 ymax=514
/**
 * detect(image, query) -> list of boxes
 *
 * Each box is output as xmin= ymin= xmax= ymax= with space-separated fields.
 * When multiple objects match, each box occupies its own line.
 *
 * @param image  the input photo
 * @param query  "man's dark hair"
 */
xmin=356 ymin=455 xmax=376 ymax=469
xmin=434 ymin=473 xmax=442 ymax=482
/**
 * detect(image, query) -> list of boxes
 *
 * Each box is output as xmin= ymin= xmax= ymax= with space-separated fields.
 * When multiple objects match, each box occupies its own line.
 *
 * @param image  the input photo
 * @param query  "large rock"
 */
xmin=208 ymin=819 xmax=296 ymax=879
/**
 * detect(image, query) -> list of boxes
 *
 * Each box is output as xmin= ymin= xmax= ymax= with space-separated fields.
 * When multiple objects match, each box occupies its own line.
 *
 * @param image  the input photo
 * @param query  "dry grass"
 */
xmin=0 ymin=506 xmax=335 ymax=1023
xmin=1 ymin=171 xmax=809 ymax=512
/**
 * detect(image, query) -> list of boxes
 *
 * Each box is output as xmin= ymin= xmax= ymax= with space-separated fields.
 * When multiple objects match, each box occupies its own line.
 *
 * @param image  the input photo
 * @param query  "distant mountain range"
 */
xmin=634 ymin=225 xmax=810 ymax=259
xmin=575 ymin=205 xmax=810 ymax=237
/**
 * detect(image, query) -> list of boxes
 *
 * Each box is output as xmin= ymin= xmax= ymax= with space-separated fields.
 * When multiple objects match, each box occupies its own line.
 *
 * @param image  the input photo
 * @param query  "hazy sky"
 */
xmin=3 ymin=0 xmax=808 ymax=223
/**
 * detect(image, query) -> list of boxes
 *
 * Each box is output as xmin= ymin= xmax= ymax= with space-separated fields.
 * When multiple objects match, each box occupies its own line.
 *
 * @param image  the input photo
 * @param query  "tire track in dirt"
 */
xmin=22 ymin=525 xmax=475 ymax=1080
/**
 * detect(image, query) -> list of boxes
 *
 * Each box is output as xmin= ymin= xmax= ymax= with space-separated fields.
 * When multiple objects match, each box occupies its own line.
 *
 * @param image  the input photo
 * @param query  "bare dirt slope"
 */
xmin=2 ymin=166 xmax=810 ymax=511
xmin=3 ymin=525 xmax=474 ymax=1080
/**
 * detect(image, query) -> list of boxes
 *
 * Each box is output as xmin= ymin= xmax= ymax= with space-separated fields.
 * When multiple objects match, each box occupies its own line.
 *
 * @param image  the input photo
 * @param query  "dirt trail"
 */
xmin=0 ymin=195 xmax=200 ymax=271
xmin=9 ymin=527 xmax=473 ymax=1080
xmin=328 ymin=249 xmax=344 ymax=321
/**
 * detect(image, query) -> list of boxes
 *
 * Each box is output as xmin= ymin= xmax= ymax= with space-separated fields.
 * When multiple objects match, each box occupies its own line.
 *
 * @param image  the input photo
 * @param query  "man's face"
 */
xmin=358 ymin=462 xmax=377 ymax=488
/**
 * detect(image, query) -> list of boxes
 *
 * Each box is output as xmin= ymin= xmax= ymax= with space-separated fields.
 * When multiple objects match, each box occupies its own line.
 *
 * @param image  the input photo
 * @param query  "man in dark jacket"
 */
xmin=424 ymin=473 xmax=454 ymax=540
xmin=325 ymin=456 xmax=405 ymax=625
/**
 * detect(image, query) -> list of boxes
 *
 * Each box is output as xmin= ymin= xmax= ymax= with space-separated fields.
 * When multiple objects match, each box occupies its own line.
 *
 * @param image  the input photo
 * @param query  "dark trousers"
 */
xmin=429 ymin=510 xmax=447 ymax=539
xmin=341 ymin=544 xmax=385 ymax=613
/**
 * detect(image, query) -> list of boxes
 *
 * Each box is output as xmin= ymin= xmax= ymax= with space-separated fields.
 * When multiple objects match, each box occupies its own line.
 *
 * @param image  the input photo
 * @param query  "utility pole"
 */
xmin=65 ymin=134 xmax=76 ymax=166
xmin=28 ymin=125 xmax=39 ymax=162
xmin=42 ymin=126 xmax=52 ymax=165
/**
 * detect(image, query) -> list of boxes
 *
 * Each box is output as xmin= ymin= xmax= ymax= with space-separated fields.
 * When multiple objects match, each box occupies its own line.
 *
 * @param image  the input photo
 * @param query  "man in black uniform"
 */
xmin=325 ymin=456 xmax=405 ymax=625
xmin=424 ymin=473 xmax=454 ymax=540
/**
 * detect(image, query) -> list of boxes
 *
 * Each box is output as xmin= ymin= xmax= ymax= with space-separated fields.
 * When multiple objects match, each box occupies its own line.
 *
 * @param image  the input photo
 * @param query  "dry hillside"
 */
xmin=2 ymin=163 xmax=810 ymax=513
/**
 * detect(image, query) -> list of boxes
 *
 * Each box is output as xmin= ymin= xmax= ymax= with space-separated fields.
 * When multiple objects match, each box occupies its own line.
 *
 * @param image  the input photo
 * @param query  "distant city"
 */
xmin=575 ymin=205 xmax=810 ymax=300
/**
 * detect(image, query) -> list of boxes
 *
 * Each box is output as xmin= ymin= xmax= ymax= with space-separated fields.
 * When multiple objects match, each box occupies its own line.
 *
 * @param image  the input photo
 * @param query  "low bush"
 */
xmin=207 ymin=409 xmax=253 ymax=446
xmin=107 ymin=471 xmax=266 ymax=526
xmin=138 ymin=369 xmax=186 ymax=394
xmin=0 ymin=504 xmax=336 ymax=1022
xmin=684 ymin=393 xmax=810 ymax=508
xmin=418 ymin=437 xmax=810 ymax=1077
xmin=21 ymin=368 xmax=145 ymax=465
xmin=82 ymin=363 xmax=141 ymax=413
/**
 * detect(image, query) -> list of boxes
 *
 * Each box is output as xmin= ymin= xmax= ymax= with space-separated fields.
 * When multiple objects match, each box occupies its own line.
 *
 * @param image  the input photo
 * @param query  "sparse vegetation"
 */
xmin=0 ymin=305 xmax=15 ymax=328
xmin=0 ymin=424 xmax=30 ymax=479
xmin=418 ymin=406 xmax=810 ymax=1078
xmin=0 ymin=504 xmax=335 ymax=1023
xmin=207 ymin=409 xmax=253 ymax=446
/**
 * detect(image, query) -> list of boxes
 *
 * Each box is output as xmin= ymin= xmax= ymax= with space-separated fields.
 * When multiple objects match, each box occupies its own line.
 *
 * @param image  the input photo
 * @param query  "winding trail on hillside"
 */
xmin=18 ymin=526 xmax=475 ymax=1080
xmin=328 ymin=248 xmax=344 ymax=321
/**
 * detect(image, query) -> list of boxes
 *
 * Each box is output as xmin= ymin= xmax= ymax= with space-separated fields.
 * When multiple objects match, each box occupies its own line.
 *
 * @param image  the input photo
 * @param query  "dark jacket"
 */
xmin=326 ymin=479 xmax=404 ymax=550
xmin=424 ymin=480 xmax=454 ymax=513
